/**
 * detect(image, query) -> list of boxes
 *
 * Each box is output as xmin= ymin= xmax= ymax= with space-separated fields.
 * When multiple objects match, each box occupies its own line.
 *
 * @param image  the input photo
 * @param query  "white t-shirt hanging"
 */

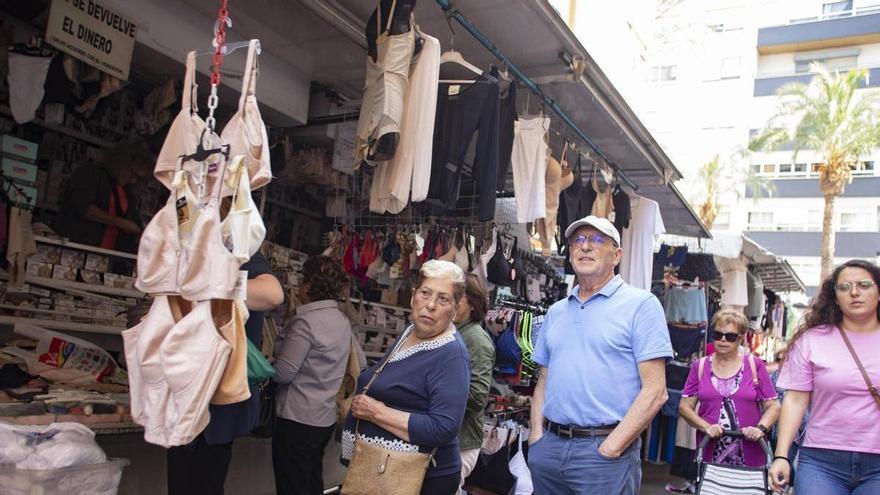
xmin=619 ymin=195 xmax=664 ymax=290
xmin=716 ymin=256 xmax=749 ymax=307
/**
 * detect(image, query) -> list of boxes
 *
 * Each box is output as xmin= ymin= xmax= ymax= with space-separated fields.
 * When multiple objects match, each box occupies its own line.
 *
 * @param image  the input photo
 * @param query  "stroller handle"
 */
xmin=695 ymin=429 xmax=773 ymax=467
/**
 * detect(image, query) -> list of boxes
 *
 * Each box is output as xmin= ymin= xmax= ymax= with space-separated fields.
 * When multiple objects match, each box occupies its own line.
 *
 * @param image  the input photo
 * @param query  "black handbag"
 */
xmin=250 ymin=380 xmax=276 ymax=438
xmin=487 ymin=232 xmax=514 ymax=286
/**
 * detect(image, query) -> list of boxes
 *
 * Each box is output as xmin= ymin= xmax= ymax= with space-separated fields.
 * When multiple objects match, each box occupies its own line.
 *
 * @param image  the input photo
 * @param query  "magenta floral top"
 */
xmin=682 ymin=354 xmax=777 ymax=467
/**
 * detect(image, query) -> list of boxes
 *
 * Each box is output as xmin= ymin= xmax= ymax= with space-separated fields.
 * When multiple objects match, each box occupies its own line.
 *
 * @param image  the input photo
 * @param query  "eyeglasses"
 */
xmin=834 ymin=279 xmax=876 ymax=293
xmin=711 ymin=331 xmax=741 ymax=343
xmin=570 ymin=233 xmax=611 ymax=248
xmin=414 ymin=288 xmax=455 ymax=308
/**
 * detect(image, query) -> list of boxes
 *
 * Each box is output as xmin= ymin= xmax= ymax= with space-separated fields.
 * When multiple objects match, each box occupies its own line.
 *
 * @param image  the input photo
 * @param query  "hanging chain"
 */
xmin=204 ymin=0 xmax=229 ymax=133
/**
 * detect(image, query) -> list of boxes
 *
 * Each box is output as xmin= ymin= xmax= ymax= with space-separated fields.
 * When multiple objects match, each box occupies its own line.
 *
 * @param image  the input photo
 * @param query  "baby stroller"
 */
xmin=694 ymin=429 xmax=772 ymax=495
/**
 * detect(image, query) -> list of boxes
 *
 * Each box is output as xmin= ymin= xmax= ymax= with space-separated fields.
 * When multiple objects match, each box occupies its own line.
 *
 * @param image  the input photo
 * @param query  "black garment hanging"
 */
xmin=427 ymin=74 xmax=500 ymax=221
xmin=496 ymin=79 xmax=517 ymax=192
xmin=612 ymin=184 xmax=631 ymax=234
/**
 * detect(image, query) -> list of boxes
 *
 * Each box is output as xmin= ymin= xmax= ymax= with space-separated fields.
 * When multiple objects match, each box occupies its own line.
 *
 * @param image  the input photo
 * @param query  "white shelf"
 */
xmin=34 ymin=236 xmax=138 ymax=260
xmin=0 ymin=315 xmax=124 ymax=335
xmin=26 ymin=276 xmax=143 ymax=299
xmin=349 ymin=298 xmax=411 ymax=313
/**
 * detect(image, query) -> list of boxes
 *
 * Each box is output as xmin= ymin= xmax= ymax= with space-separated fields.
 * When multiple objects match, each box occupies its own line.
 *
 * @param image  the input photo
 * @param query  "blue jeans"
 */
xmin=527 ymin=430 xmax=641 ymax=495
xmin=795 ymin=447 xmax=880 ymax=495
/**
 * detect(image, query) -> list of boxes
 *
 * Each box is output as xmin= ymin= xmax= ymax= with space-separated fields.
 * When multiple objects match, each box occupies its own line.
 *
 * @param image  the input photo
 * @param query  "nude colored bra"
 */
xmin=123 ymin=295 xmax=232 ymax=447
xmin=135 ymin=159 xmax=241 ymax=301
xmin=154 ymin=41 xmax=271 ymax=196
xmin=221 ymin=156 xmax=266 ymax=263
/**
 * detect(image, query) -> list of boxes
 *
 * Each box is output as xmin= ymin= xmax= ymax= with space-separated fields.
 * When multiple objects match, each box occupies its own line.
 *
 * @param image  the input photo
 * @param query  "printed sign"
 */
xmin=45 ymin=0 xmax=137 ymax=80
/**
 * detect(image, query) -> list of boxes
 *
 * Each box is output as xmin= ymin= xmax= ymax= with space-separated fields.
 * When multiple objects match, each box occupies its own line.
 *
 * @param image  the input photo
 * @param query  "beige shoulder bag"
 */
xmin=341 ymin=328 xmax=438 ymax=495
xmin=837 ymin=326 xmax=880 ymax=410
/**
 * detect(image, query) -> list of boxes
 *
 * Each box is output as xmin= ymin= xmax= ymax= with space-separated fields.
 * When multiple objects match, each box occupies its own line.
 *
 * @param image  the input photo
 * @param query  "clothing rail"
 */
xmin=495 ymin=297 xmax=547 ymax=314
xmin=434 ymin=0 xmax=639 ymax=192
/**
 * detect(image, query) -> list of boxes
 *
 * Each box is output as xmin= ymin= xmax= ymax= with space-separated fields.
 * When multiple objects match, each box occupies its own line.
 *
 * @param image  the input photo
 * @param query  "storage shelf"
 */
xmin=26 ymin=276 xmax=142 ymax=299
xmin=349 ymin=297 xmax=411 ymax=313
xmin=35 ymin=235 xmax=138 ymax=260
xmin=0 ymin=315 xmax=124 ymax=335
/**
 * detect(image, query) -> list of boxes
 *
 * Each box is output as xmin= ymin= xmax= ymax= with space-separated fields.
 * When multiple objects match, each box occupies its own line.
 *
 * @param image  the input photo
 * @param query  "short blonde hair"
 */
xmin=416 ymin=260 xmax=466 ymax=302
xmin=712 ymin=309 xmax=749 ymax=334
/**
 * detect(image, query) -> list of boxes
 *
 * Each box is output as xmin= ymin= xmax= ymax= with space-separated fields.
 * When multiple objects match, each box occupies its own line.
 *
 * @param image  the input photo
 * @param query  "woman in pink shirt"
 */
xmin=770 ymin=260 xmax=880 ymax=494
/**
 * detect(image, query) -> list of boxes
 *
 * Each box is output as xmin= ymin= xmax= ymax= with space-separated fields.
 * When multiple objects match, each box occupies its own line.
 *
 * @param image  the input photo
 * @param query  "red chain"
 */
xmin=210 ymin=0 xmax=229 ymax=87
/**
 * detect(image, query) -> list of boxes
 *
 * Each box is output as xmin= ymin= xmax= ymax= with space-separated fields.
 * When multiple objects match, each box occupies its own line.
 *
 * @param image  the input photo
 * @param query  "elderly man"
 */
xmin=527 ymin=215 xmax=672 ymax=494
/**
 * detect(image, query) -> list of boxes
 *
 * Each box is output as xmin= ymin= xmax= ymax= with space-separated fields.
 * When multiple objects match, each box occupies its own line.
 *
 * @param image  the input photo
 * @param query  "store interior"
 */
xmin=0 ymin=0 xmax=808 ymax=493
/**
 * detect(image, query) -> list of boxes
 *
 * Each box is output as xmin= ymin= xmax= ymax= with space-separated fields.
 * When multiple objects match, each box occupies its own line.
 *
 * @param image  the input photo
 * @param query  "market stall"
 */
xmin=0 ymin=1 xmax=711 ymax=493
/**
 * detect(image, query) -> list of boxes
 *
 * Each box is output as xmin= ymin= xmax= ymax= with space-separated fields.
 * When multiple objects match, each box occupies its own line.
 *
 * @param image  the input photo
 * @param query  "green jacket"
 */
xmin=457 ymin=321 xmax=496 ymax=450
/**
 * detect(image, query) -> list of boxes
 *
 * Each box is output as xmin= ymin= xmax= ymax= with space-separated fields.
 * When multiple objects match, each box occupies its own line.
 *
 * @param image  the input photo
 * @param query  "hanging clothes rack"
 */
xmin=434 ymin=0 xmax=639 ymax=192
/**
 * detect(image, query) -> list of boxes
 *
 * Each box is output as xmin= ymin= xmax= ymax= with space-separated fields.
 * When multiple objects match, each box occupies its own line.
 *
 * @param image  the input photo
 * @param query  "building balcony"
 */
xmin=745 ymin=231 xmax=880 ymax=258
xmin=757 ymin=8 xmax=880 ymax=54
xmin=754 ymin=66 xmax=880 ymax=96
xmin=746 ymin=176 xmax=880 ymax=198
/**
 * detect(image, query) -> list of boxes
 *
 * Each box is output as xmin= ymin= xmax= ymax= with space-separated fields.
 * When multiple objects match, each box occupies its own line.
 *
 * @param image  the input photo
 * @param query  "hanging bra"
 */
xmin=154 ymin=43 xmax=271 ymax=195
xmin=591 ymin=162 xmax=615 ymax=219
xmin=211 ymin=299 xmax=250 ymax=405
xmin=135 ymin=159 xmax=242 ymax=301
xmin=220 ymin=155 xmax=266 ymax=263
xmin=123 ymin=295 xmax=232 ymax=447
xmin=220 ymin=39 xmax=272 ymax=194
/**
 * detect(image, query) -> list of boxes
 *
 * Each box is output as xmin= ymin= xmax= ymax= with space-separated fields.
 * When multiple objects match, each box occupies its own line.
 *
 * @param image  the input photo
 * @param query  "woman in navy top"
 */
xmin=342 ymin=260 xmax=471 ymax=495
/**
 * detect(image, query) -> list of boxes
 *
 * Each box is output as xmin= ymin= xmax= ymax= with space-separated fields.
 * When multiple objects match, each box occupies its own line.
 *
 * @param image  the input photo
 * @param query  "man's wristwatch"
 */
xmin=757 ymin=424 xmax=769 ymax=435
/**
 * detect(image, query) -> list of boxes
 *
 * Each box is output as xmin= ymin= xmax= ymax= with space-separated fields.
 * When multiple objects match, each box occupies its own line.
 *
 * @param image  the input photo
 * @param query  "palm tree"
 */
xmin=749 ymin=64 xmax=880 ymax=282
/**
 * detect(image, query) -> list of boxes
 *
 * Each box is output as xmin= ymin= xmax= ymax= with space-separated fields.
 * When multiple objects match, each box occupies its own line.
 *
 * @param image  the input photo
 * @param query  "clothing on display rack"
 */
xmin=588 ymin=163 xmax=614 ymax=219
xmin=496 ymin=80 xmax=518 ymax=191
xmin=427 ymin=74 xmax=500 ymax=221
xmin=8 ymin=51 xmax=53 ymax=124
xmin=664 ymin=285 xmax=708 ymax=325
xmin=557 ymin=155 xmax=586 ymax=243
xmin=535 ymin=155 xmax=574 ymax=256
xmin=744 ymin=273 xmax=765 ymax=320
xmin=656 ymin=244 xmax=689 ymax=268
xmin=6 ymin=206 xmax=36 ymax=287
xmin=354 ymin=1 xmax=415 ymax=167
xmin=510 ymin=116 xmax=550 ymax=223
xmin=369 ymin=30 xmax=440 ymax=213
xmin=716 ymin=257 xmax=748 ymax=307
xmin=668 ymin=323 xmax=706 ymax=361
xmin=611 ymin=185 xmax=632 ymax=235
xmin=619 ymin=195 xmax=665 ymax=290
xmin=677 ymin=252 xmax=719 ymax=282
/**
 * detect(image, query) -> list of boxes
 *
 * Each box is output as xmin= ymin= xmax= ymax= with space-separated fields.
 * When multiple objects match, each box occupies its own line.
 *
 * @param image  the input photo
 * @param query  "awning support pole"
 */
xmin=434 ymin=0 xmax=638 ymax=191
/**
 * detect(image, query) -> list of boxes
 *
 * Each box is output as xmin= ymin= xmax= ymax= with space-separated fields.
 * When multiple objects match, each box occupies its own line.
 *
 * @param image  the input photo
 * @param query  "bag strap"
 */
xmin=837 ymin=326 xmax=880 ymax=411
xmin=697 ymin=356 xmax=708 ymax=382
xmin=747 ymin=353 xmax=759 ymax=387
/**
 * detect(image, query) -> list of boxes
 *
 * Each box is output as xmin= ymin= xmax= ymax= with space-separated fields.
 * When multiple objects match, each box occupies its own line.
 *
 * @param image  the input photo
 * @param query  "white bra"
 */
xmin=221 ymin=155 xmax=266 ymax=263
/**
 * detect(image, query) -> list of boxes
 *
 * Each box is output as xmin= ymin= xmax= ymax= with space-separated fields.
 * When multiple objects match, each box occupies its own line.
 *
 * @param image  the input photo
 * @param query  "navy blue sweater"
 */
xmin=342 ymin=331 xmax=471 ymax=478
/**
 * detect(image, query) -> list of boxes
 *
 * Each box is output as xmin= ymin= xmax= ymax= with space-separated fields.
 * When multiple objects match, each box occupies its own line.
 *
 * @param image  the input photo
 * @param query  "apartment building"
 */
xmin=552 ymin=0 xmax=880 ymax=295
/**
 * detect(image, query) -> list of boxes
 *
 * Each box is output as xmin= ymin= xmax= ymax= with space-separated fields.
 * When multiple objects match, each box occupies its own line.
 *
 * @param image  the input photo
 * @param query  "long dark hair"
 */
xmin=784 ymin=259 xmax=880 ymax=363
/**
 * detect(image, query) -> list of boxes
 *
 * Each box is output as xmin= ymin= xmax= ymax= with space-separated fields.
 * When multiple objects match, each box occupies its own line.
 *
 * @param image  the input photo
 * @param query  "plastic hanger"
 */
xmin=439 ymin=49 xmax=482 ymax=84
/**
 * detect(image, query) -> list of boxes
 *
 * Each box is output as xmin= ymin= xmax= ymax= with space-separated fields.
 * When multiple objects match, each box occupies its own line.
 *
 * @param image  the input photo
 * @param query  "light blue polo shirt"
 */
xmin=532 ymin=275 xmax=672 ymax=427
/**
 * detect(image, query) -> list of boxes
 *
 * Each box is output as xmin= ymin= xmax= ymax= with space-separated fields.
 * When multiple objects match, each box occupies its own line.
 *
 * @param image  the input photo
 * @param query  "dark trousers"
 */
xmin=420 ymin=472 xmax=461 ymax=495
xmin=272 ymin=417 xmax=336 ymax=495
xmin=167 ymin=434 xmax=232 ymax=495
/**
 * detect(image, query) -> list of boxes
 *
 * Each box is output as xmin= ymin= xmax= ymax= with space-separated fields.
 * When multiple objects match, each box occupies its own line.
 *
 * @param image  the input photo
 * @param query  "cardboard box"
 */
xmin=26 ymin=261 xmax=53 ymax=278
xmin=0 ymin=135 xmax=38 ymax=161
xmin=84 ymin=253 xmax=110 ymax=272
xmin=5 ymin=182 xmax=36 ymax=208
xmin=60 ymin=249 xmax=86 ymax=268
xmin=103 ymin=273 xmax=133 ymax=289
xmin=28 ymin=286 xmax=52 ymax=298
xmin=2 ymin=157 xmax=37 ymax=183
xmin=51 ymin=264 xmax=77 ymax=281
xmin=32 ymin=245 xmax=62 ymax=264
xmin=79 ymin=269 xmax=103 ymax=285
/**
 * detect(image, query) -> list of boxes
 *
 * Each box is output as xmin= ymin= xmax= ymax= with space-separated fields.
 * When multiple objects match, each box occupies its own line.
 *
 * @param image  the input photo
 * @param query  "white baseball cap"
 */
xmin=564 ymin=215 xmax=621 ymax=246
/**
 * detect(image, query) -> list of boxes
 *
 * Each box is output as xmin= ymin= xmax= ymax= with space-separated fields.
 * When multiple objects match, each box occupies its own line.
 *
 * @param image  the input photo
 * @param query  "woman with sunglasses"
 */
xmin=769 ymin=260 xmax=880 ymax=494
xmin=679 ymin=309 xmax=780 ymax=468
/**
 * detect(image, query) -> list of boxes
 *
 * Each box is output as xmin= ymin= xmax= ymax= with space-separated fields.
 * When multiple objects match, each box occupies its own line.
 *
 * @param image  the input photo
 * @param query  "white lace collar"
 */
xmin=389 ymin=330 xmax=456 ymax=363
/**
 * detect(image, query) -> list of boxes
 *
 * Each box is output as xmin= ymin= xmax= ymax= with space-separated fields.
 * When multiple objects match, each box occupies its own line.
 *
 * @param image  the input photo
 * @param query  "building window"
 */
xmin=779 ymin=163 xmax=792 ymax=174
xmin=720 ymin=57 xmax=741 ymax=79
xmin=822 ymin=1 xmax=853 ymax=18
xmin=762 ymin=163 xmax=776 ymax=174
xmin=793 ymin=163 xmax=808 ymax=175
xmin=852 ymin=161 xmax=875 ymax=175
xmin=795 ymin=55 xmax=857 ymax=74
xmin=839 ymin=211 xmax=871 ymax=232
xmin=747 ymin=211 xmax=773 ymax=230
xmin=648 ymin=65 xmax=677 ymax=82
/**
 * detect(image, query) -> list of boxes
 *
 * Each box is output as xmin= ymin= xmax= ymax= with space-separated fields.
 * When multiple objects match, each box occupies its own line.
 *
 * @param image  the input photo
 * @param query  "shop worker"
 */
xmin=528 ymin=215 xmax=672 ymax=494
xmin=55 ymin=140 xmax=152 ymax=252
